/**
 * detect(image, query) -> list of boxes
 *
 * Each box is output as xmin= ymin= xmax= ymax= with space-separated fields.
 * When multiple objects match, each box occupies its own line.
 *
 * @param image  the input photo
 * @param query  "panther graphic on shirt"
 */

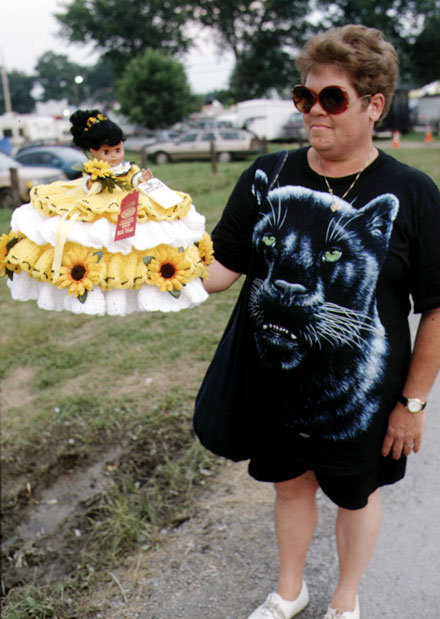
xmin=249 ymin=173 xmax=399 ymax=440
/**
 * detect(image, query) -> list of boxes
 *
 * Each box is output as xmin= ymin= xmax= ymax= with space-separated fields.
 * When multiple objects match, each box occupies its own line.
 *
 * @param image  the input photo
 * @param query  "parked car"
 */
xmin=124 ymin=129 xmax=182 ymax=152
xmin=145 ymin=129 xmax=262 ymax=164
xmin=14 ymin=145 xmax=87 ymax=179
xmin=0 ymin=151 xmax=66 ymax=206
xmin=123 ymin=133 xmax=157 ymax=152
xmin=281 ymin=112 xmax=307 ymax=142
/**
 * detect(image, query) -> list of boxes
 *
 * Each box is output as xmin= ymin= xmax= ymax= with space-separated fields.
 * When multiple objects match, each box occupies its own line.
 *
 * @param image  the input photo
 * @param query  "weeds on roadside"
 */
xmin=1 ymin=583 xmax=73 ymax=618
xmin=84 ymin=412 xmax=215 ymax=565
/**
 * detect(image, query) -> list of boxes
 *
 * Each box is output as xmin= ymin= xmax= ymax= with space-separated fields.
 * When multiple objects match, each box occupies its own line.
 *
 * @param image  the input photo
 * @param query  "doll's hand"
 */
xmin=141 ymin=168 xmax=153 ymax=181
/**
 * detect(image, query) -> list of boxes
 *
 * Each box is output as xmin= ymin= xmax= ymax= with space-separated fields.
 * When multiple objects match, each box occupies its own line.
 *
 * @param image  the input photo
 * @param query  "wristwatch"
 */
xmin=398 ymin=395 xmax=427 ymax=414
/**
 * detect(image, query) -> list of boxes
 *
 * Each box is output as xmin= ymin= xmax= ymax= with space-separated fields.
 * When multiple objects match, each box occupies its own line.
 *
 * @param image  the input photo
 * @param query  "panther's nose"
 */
xmin=274 ymin=280 xmax=307 ymax=294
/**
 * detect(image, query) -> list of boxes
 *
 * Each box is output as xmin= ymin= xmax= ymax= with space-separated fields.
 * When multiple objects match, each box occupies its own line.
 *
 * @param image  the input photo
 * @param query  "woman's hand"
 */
xmin=382 ymin=403 xmax=426 ymax=459
xmin=382 ymin=307 xmax=440 ymax=460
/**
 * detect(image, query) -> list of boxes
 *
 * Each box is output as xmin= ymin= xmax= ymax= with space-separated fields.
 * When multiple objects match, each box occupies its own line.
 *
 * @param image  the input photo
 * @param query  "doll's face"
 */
xmin=89 ymin=141 xmax=124 ymax=167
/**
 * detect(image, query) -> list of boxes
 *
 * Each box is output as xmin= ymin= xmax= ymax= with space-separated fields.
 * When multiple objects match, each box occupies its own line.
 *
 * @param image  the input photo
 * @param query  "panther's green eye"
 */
xmin=263 ymin=234 xmax=276 ymax=247
xmin=323 ymin=249 xmax=342 ymax=263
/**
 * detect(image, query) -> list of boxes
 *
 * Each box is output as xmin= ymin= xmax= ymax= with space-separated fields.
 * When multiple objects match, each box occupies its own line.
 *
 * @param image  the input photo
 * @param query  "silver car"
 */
xmin=0 ymin=151 xmax=66 ymax=206
xmin=145 ymin=129 xmax=262 ymax=164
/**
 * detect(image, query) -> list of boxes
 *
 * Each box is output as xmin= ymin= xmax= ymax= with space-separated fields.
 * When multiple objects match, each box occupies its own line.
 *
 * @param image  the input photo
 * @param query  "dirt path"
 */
xmin=86 ymin=460 xmax=338 ymax=619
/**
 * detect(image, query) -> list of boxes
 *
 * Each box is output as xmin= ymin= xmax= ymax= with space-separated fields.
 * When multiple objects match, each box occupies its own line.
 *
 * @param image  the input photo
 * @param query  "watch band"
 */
xmin=398 ymin=394 xmax=427 ymax=413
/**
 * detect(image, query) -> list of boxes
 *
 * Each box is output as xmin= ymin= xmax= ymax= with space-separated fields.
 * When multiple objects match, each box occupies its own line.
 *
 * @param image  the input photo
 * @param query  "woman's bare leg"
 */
xmin=274 ymin=471 xmax=320 ymax=600
xmin=331 ymin=489 xmax=382 ymax=611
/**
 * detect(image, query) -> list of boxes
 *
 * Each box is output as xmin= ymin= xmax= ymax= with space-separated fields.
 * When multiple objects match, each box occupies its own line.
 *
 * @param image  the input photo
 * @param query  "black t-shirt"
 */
xmin=211 ymin=148 xmax=440 ymax=474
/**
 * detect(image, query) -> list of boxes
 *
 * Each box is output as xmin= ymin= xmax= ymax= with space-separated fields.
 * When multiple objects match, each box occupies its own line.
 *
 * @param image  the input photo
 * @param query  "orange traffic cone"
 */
xmin=392 ymin=130 xmax=400 ymax=149
xmin=424 ymin=125 xmax=433 ymax=143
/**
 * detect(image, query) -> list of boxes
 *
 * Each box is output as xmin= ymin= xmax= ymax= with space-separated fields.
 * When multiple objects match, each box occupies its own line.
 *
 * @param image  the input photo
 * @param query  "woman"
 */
xmin=199 ymin=25 xmax=440 ymax=619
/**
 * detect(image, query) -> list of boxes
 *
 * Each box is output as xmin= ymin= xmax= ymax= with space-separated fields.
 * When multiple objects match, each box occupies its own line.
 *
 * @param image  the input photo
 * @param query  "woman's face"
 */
xmin=89 ymin=141 xmax=124 ymax=167
xmin=302 ymin=65 xmax=381 ymax=159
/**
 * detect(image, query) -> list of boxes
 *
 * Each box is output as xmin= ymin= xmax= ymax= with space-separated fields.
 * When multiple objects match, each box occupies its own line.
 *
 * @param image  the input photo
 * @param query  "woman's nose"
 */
xmin=309 ymin=98 xmax=327 ymax=114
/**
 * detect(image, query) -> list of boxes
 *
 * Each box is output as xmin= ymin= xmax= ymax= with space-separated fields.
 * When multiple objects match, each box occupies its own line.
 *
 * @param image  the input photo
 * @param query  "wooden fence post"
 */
xmin=140 ymin=146 xmax=147 ymax=170
xmin=10 ymin=167 xmax=20 ymax=206
xmin=210 ymin=141 xmax=217 ymax=174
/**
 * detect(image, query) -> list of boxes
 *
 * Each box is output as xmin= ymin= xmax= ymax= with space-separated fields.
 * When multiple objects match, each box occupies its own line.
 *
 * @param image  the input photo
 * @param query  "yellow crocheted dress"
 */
xmin=1 ymin=162 xmax=213 ymax=316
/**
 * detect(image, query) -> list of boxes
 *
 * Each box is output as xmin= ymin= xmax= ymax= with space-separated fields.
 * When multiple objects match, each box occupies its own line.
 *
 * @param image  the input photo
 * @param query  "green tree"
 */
xmin=0 ymin=70 xmax=36 ymax=114
xmin=411 ymin=15 xmax=440 ymax=85
xmin=195 ymin=0 xmax=313 ymax=100
xmin=229 ymin=40 xmax=296 ymax=100
xmin=196 ymin=0 xmax=312 ymax=60
xmin=84 ymin=57 xmax=116 ymax=105
xmin=34 ymin=52 xmax=86 ymax=103
xmin=54 ymin=0 xmax=436 ymax=97
xmin=198 ymin=0 xmax=439 ymax=93
xmin=56 ymin=0 xmax=191 ymax=73
xmin=116 ymin=49 xmax=199 ymax=128
xmin=316 ymin=0 xmax=440 ymax=83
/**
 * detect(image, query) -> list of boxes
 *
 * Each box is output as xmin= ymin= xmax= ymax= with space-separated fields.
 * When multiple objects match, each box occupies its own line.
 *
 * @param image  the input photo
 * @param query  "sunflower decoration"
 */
xmin=80 ymin=158 xmax=132 ymax=194
xmin=83 ymin=159 xmax=113 ymax=180
xmin=55 ymin=244 xmax=104 ymax=302
xmin=144 ymin=245 xmax=194 ymax=297
xmin=0 ymin=231 xmax=23 ymax=278
xmin=196 ymin=233 xmax=214 ymax=278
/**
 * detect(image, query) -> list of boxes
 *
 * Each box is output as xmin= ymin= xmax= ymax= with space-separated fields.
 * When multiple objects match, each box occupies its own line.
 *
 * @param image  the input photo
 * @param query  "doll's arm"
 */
xmin=141 ymin=168 xmax=153 ymax=181
xmin=132 ymin=167 xmax=153 ymax=187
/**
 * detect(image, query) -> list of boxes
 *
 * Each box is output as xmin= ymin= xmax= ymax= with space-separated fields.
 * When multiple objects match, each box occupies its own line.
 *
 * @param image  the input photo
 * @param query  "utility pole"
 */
xmin=0 ymin=49 xmax=12 ymax=113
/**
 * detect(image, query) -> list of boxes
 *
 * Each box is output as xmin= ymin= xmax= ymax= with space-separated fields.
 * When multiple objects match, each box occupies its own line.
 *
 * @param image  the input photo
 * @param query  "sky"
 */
xmin=0 ymin=0 xmax=235 ymax=94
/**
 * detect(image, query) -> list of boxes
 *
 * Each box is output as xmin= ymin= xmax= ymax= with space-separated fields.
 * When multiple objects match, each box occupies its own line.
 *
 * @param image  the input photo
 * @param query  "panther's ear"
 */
xmin=361 ymin=194 xmax=399 ymax=243
xmin=252 ymin=169 xmax=269 ymax=205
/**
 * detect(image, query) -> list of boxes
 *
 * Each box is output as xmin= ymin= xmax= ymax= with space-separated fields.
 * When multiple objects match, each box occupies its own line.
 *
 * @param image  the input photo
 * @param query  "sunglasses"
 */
xmin=292 ymin=84 xmax=372 ymax=115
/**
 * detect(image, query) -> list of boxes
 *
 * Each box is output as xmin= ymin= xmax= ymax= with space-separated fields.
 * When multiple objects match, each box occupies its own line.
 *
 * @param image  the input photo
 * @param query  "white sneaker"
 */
xmin=323 ymin=595 xmax=360 ymax=619
xmin=247 ymin=582 xmax=309 ymax=619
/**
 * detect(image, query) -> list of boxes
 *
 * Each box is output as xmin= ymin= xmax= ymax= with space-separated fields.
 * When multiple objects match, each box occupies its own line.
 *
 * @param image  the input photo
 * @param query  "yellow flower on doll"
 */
xmin=192 ymin=233 xmax=214 ymax=280
xmin=0 ymin=231 xmax=22 ymax=277
xmin=83 ymin=158 xmax=113 ymax=181
xmin=197 ymin=233 xmax=214 ymax=266
xmin=146 ymin=245 xmax=193 ymax=293
xmin=56 ymin=245 xmax=104 ymax=298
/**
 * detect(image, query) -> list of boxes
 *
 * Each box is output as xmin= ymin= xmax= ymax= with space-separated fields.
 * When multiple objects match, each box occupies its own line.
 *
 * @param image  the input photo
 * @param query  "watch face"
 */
xmin=408 ymin=399 xmax=422 ymax=413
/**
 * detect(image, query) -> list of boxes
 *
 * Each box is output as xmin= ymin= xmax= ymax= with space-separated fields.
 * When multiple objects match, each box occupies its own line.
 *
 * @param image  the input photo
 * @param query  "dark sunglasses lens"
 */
xmin=320 ymin=87 xmax=349 ymax=114
xmin=292 ymin=86 xmax=315 ymax=113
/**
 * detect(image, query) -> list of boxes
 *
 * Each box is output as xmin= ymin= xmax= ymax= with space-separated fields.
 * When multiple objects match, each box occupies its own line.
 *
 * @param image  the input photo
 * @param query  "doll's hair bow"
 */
xmin=84 ymin=113 xmax=108 ymax=131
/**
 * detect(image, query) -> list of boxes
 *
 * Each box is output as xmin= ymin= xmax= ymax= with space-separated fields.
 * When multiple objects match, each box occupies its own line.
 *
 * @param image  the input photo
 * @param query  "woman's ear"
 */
xmin=369 ymin=93 xmax=386 ymax=123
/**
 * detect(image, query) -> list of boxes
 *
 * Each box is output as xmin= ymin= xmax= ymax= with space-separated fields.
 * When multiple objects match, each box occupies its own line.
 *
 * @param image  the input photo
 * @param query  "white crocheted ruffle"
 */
xmin=11 ymin=203 xmax=206 ymax=254
xmin=8 ymin=271 xmax=209 ymax=316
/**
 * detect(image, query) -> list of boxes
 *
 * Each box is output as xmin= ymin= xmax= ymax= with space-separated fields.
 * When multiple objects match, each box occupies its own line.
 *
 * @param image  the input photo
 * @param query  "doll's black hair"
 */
xmin=70 ymin=109 xmax=125 ymax=151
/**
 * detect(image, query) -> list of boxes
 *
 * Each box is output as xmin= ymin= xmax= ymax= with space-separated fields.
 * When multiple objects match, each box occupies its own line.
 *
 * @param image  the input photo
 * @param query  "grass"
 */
xmin=1 ymin=137 xmax=439 ymax=616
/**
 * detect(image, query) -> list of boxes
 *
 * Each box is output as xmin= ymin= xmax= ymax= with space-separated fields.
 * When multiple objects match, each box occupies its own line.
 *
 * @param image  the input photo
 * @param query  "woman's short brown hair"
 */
xmin=296 ymin=25 xmax=399 ymax=120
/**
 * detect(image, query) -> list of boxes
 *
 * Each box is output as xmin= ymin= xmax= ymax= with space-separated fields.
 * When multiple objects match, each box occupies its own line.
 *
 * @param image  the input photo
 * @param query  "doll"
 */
xmin=70 ymin=109 xmax=153 ymax=189
xmin=0 ymin=110 xmax=213 ymax=316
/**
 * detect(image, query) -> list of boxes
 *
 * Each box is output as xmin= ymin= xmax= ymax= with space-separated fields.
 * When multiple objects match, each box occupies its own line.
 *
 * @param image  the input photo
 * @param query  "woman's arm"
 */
xmin=382 ymin=306 xmax=440 ymax=459
xmin=203 ymin=258 xmax=241 ymax=293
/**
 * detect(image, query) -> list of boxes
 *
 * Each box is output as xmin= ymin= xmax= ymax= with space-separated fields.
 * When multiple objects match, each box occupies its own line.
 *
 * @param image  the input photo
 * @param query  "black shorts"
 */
xmin=248 ymin=455 xmax=406 ymax=510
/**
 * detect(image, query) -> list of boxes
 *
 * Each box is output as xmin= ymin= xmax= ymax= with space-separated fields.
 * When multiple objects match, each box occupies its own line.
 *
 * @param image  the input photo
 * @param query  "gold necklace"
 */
xmin=320 ymin=149 xmax=374 ymax=200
